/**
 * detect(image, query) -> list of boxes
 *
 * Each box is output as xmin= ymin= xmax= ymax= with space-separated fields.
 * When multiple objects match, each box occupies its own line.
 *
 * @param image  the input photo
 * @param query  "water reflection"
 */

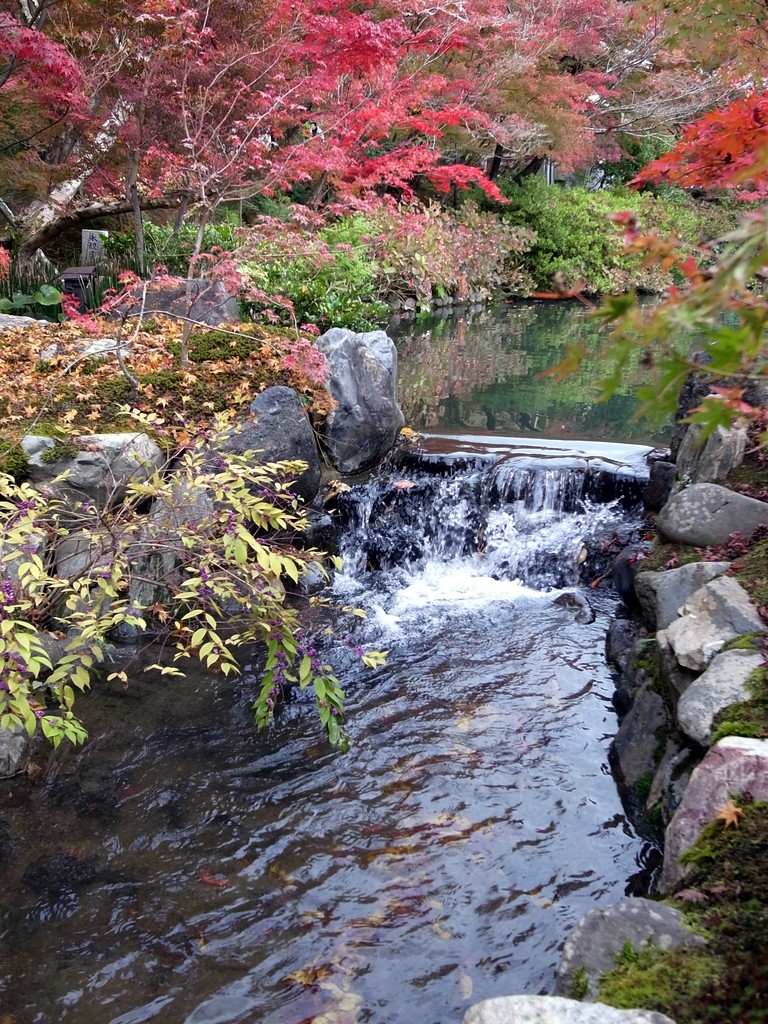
xmin=391 ymin=301 xmax=665 ymax=444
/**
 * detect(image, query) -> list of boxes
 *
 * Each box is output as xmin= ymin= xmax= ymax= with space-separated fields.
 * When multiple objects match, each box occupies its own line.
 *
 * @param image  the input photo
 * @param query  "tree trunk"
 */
xmin=16 ymin=196 xmax=181 ymax=262
xmin=488 ymin=143 xmax=505 ymax=181
xmin=179 ymin=203 xmax=215 ymax=370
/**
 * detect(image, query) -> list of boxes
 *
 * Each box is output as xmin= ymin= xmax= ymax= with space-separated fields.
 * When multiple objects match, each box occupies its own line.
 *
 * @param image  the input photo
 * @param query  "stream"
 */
xmin=0 ymin=303 xmax=662 ymax=1024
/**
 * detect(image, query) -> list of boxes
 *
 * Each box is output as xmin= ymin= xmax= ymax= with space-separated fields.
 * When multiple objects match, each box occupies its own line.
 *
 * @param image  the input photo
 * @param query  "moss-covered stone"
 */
xmin=599 ymin=802 xmax=768 ymax=1024
xmin=711 ymin=665 xmax=768 ymax=742
xmin=638 ymin=543 xmax=704 ymax=574
xmin=733 ymin=539 xmax=768 ymax=609
xmin=0 ymin=440 xmax=30 ymax=481
xmin=39 ymin=439 xmax=83 ymax=464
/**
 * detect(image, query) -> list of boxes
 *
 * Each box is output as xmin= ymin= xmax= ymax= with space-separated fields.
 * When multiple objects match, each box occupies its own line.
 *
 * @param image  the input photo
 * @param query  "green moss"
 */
xmin=168 ymin=329 xmax=263 ymax=363
xmin=599 ymin=803 xmax=768 ymax=1024
xmin=711 ymin=666 xmax=768 ymax=742
xmin=40 ymin=439 xmax=83 ymax=464
xmin=636 ymin=772 xmax=653 ymax=803
xmin=734 ymin=539 xmax=768 ymax=608
xmin=0 ymin=440 xmax=30 ymax=481
xmin=638 ymin=543 xmax=704 ymax=574
xmin=570 ymin=965 xmax=589 ymax=1000
xmin=599 ymin=942 xmax=722 ymax=1015
xmin=720 ymin=632 xmax=764 ymax=653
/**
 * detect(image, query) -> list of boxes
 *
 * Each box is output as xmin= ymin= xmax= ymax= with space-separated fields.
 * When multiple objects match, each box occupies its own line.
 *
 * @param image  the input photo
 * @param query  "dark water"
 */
xmin=391 ymin=301 xmax=665 ymax=444
xmin=0 ymin=306 xmax=657 ymax=1024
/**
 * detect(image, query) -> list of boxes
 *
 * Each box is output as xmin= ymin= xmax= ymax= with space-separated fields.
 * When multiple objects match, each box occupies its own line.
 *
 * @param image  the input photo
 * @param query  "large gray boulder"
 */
xmin=677 ymin=649 xmax=765 ymax=747
xmin=112 ymin=278 xmax=240 ymax=327
xmin=555 ymin=897 xmax=704 ymax=1002
xmin=463 ymin=996 xmax=675 ymax=1024
xmin=662 ymin=737 xmax=768 ymax=889
xmin=220 ymin=386 xmax=321 ymax=503
xmin=634 ymin=562 xmax=730 ymax=632
xmin=656 ymin=576 xmax=765 ymax=672
xmin=24 ymin=432 xmax=165 ymax=510
xmin=315 ymin=327 xmax=404 ymax=475
xmin=656 ymin=484 xmax=768 ymax=547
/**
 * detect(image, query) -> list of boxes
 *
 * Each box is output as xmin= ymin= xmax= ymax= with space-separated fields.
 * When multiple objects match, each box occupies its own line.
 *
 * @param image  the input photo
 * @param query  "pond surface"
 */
xmin=0 ymin=305 xmax=659 ymax=1024
xmin=391 ymin=300 xmax=666 ymax=444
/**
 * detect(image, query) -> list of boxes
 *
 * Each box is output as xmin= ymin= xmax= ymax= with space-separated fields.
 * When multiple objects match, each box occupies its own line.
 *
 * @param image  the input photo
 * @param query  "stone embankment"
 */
xmin=464 ymin=413 xmax=768 ymax=1024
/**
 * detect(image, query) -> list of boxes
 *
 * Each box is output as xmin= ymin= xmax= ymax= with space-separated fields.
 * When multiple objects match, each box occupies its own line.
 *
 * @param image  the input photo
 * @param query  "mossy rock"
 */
xmin=599 ymin=802 xmax=768 ymax=1024
xmin=639 ymin=542 xmax=704 ymax=574
xmin=40 ymin=439 xmax=84 ymax=464
xmin=0 ymin=440 xmax=30 ymax=481
xmin=733 ymin=539 xmax=768 ymax=608
xmin=711 ymin=665 xmax=768 ymax=742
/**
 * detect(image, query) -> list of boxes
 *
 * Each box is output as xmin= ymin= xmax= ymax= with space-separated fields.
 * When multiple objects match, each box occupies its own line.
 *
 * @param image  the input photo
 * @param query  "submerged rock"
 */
xmin=463 ymin=995 xmax=676 ymax=1024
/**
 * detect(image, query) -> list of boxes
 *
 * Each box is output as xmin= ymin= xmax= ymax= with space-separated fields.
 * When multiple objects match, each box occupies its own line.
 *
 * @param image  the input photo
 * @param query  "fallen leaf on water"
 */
xmin=199 ymin=869 xmax=231 ymax=888
xmin=458 ymin=972 xmax=473 ymax=1000
xmin=715 ymin=797 xmax=744 ymax=828
xmin=432 ymin=919 xmax=452 ymax=940
xmin=283 ymin=963 xmax=333 ymax=987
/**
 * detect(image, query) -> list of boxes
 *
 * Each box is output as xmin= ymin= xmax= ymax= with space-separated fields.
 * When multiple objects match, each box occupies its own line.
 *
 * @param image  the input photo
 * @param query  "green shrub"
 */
xmin=496 ymin=177 xmax=740 ymax=294
xmin=241 ymin=214 xmax=390 ymax=330
xmin=103 ymin=219 xmax=240 ymax=277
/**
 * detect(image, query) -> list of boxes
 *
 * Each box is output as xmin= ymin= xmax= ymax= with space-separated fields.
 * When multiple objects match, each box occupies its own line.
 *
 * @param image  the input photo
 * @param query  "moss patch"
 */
xmin=599 ymin=802 xmax=768 ymax=1024
xmin=733 ymin=539 xmax=768 ymax=610
xmin=711 ymin=665 xmax=768 ymax=742
xmin=638 ymin=543 xmax=704 ymax=574
xmin=0 ymin=440 xmax=30 ymax=481
xmin=39 ymin=439 xmax=83 ymax=464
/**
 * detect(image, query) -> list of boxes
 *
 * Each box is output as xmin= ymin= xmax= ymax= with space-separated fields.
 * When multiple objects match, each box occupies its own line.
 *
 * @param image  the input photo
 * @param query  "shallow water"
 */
xmin=0 ymin=436 xmax=655 ymax=1024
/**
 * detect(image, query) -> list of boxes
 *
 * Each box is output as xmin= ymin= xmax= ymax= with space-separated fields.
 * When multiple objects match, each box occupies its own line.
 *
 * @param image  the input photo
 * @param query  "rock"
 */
xmin=634 ymin=562 xmax=731 ymax=631
xmin=669 ymin=360 xmax=713 ymax=462
xmin=463 ymin=995 xmax=676 ymax=1024
xmin=643 ymin=460 xmax=676 ymax=513
xmin=677 ymin=649 xmax=765 ymax=747
xmin=610 ymin=682 xmax=669 ymax=808
xmin=675 ymin=424 xmax=747 ymax=485
xmin=555 ymin=897 xmax=704 ymax=1003
xmin=112 ymin=278 xmax=240 ymax=327
xmin=656 ymin=483 xmax=768 ymax=547
xmin=605 ymin=619 xmax=638 ymax=675
xmin=315 ymin=327 xmax=405 ymax=475
xmin=657 ymin=576 xmax=765 ymax=672
xmin=78 ymin=337 xmax=127 ymax=359
xmin=56 ymin=529 xmax=113 ymax=579
xmin=0 ymin=526 xmax=47 ymax=587
xmin=26 ymin=432 xmax=165 ymax=510
xmin=0 ymin=724 xmax=29 ymax=776
xmin=0 ymin=313 xmax=49 ymax=331
xmin=611 ymin=546 xmax=645 ymax=607
xmin=662 ymin=737 xmax=768 ymax=889
xmin=220 ymin=386 xmax=321 ymax=503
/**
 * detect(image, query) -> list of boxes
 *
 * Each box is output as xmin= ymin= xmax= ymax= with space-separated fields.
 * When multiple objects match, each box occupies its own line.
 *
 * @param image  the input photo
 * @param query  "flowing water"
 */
xmin=1 ymin=305 xmax=661 ymax=1024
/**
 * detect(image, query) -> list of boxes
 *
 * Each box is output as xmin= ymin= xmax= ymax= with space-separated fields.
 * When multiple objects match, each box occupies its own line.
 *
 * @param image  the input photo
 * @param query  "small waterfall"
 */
xmin=333 ymin=436 xmax=652 ymax=591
